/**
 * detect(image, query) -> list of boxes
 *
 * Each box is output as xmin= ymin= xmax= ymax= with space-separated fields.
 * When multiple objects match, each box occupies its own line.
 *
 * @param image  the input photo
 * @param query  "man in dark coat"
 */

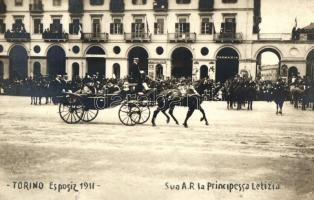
xmin=130 ymin=58 xmax=141 ymax=83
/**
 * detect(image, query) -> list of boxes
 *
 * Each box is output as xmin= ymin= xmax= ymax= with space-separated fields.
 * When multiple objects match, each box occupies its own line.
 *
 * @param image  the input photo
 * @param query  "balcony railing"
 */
xmin=110 ymin=0 xmax=124 ymax=12
xmin=153 ymin=0 xmax=168 ymax=12
xmin=199 ymin=0 xmax=214 ymax=11
xmin=168 ymin=32 xmax=196 ymax=43
xmin=124 ymin=33 xmax=152 ymax=43
xmin=214 ymin=32 xmax=243 ymax=43
xmin=69 ymin=0 xmax=84 ymax=14
xmin=82 ymin=33 xmax=109 ymax=42
xmin=29 ymin=3 xmax=43 ymax=13
xmin=0 ymin=1 xmax=6 ymax=13
xmin=258 ymin=33 xmax=291 ymax=41
xmin=42 ymin=32 xmax=69 ymax=42
xmin=5 ymin=32 xmax=30 ymax=42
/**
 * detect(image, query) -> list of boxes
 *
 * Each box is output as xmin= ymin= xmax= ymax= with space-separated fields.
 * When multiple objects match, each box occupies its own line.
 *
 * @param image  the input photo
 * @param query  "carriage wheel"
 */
xmin=137 ymin=106 xmax=151 ymax=124
xmin=59 ymin=96 xmax=84 ymax=124
xmin=118 ymin=102 xmax=141 ymax=126
xmin=82 ymin=109 xmax=99 ymax=122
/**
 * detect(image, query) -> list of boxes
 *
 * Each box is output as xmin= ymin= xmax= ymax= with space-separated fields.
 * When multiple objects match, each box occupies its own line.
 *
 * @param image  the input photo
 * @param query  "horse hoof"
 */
xmin=152 ymin=122 xmax=156 ymax=126
xmin=200 ymin=117 xmax=204 ymax=122
xmin=183 ymin=123 xmax=188 ymax=128
xmin=205 ymin=122 xmax=209 ymax=126
xmin=175 ymin=122 xmax=179 ymax=125
xmin=166 ymin=118 xmax=170 ymax=124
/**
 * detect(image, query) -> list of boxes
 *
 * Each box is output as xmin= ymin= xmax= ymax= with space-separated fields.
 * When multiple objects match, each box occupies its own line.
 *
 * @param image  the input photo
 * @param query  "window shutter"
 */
xmin=110 ymin=23 xmax=114 ymax=34
xmin=201 ymin=22 xmax=205 ymax=34
xmin=120 ymin=24 xmax=123 ymax=33
xmin=69 ymin=23 xmax=73 ymax=34
xmin=141 ymin=23 xmax=145 ymax=32
xmin=233 ymin=23 xmax=236 ymax=33
xmin=154 ymin=23 xmax=158 ymax=34
xmin=175 ymin=23 xmax=178 ymax=32
xmin=40 ymin=23 xmax=43 ymax=33
xmin=209 ymin=22 xmax=213 ymax=34
xmin=131 ymin=23 xmax=135 ymax=33
xmin=185 ymin=23 xmax=190 ymax=32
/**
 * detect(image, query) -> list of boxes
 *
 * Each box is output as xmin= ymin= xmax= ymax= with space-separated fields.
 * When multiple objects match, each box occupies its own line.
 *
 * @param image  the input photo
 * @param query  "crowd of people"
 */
xmin=0 ymin=73 xmax=312 ymax=101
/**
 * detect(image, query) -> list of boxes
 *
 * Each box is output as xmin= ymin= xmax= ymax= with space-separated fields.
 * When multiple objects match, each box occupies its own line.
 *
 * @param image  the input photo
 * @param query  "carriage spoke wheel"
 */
xmin=59 ymin=96 xmax=84 ymax=124
xmin=82 ymin=109 xmax=99 ymax=122
xmin=119 ymin=102 xmax=141 ymax=126
xmin=137 ymin=106 xmax=151 ymax=124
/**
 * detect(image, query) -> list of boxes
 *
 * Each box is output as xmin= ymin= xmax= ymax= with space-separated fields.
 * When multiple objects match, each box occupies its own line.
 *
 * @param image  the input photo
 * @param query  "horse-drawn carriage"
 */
xmin=57 ymin=86 xmax=152 ymax=126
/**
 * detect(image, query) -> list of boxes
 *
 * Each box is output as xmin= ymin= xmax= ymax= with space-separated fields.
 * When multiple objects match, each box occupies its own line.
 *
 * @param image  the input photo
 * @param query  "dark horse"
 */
xmin=151 ymin=82 xmax=209 ymax=128
xmin=273 ymin=82 xmax=288 ymax=115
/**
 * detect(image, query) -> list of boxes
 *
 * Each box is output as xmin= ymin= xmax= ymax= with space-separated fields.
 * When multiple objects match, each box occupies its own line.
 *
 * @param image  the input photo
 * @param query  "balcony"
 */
xmin=153 ymin=0 xmax=168 ymax=12
xmin=5 ymin=32 xmax=30 ymax=42
xmin=82 ymin=33 xmax=109 ymax=42
xmin=29 ymin=3 xmax=43 ymax=13
xmin=42 ymin=32 xmax=69 ymax=42
xmin=69 ymin=0 xmax=84 ymax=14
xmin=214 ymin=32 xmax=243 ymax=43
xmin=124 ymin=33 xmax=152 ymax=43
xmin=199 ymin=0 xmax=214 ymax=11
xmin=168 ymin=33 xmax=196 ymax=43
xmin=110 ymin=0 xmax=124 ymax=12
xmin=0 ymin=0 xmax=6 ymax=13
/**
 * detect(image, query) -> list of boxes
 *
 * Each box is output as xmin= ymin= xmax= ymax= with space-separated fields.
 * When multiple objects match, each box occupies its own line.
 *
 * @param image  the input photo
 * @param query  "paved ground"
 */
xmin=0 ymin=96 xmax=313 ymax=200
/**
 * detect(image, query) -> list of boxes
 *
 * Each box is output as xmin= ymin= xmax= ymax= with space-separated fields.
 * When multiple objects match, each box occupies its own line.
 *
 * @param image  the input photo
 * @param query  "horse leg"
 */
xmin=161 ymin=109 xmax=170 ymax=124
xmin=183 ymin=108 xmax=195 ymax=128
xmin=279 ymin=102 xmax=283 ymax=115
xmin=199 ymin=106 xmax=209 ymax=126
xmin=276 ymin=104 xmax=278 ymax=115
xmin=31 ymin=96 xmax=33 ymax=105
xmin=169 ymin=106 xmax=179 ymax=125
xmin=151 ymin=108 xmax=160 ymax=126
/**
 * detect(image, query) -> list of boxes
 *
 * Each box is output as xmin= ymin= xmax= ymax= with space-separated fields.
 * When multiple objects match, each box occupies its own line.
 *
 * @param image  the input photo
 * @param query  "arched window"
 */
xmin=113 ymin=63 xmax=120 ymax=79
xmin=33 ymin=62 xmax=41 ymax=77
xmin=72 ymin=62 xmax=80 ymax=78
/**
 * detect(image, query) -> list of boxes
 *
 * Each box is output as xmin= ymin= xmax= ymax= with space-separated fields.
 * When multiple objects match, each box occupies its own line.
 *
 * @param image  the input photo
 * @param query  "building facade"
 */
xmin=0 ymin=0 xmax=314 ymax=82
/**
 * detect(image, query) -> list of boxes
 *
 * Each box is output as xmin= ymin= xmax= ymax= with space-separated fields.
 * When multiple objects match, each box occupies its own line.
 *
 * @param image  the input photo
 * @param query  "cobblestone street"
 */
xmin=0 ymin=96 xmax=313 ymax=200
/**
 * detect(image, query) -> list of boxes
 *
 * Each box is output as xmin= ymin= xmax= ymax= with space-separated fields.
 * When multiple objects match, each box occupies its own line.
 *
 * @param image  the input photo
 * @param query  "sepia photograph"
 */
xmin=0 ymin=0 xmax=314 ymax=199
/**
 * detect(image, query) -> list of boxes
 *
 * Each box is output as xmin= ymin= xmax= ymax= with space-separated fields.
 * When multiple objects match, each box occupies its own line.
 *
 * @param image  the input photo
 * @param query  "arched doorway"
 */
xmin=113 ymin=63 xmax=120 ymax=79
xmin=9 ymin=45 xmax=28 ymax=80
xmin=171 ymin=47 xmax=193 ymax=78
xmin=288 ymin=66 xmax=298 ymax=78
xmin=47 ymin=45 xmax=66 ymax=77
xmin=33 ymin=62 xmax=41 ymax=77
xmin=0 ymin=61 xmax=4 ymax=80
xmin=200 ymin=65 xmax=208 ymax=79
xmin=256 ymin=48 xmax=281 ymax=81
xmin=72 ymin=62 xmax=80 ymax=79
xmin=128 ymin=46 xmax=149 ymax=76
xmin=306 ymin=50 xmax=314 ymax=80
xmin=216 ymin=47 xmax=239 ymax=82
xmin=155 ymin=64 xmax=163 ymax=80
xmin=86 ymin=46 xmax=106 ymax=78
